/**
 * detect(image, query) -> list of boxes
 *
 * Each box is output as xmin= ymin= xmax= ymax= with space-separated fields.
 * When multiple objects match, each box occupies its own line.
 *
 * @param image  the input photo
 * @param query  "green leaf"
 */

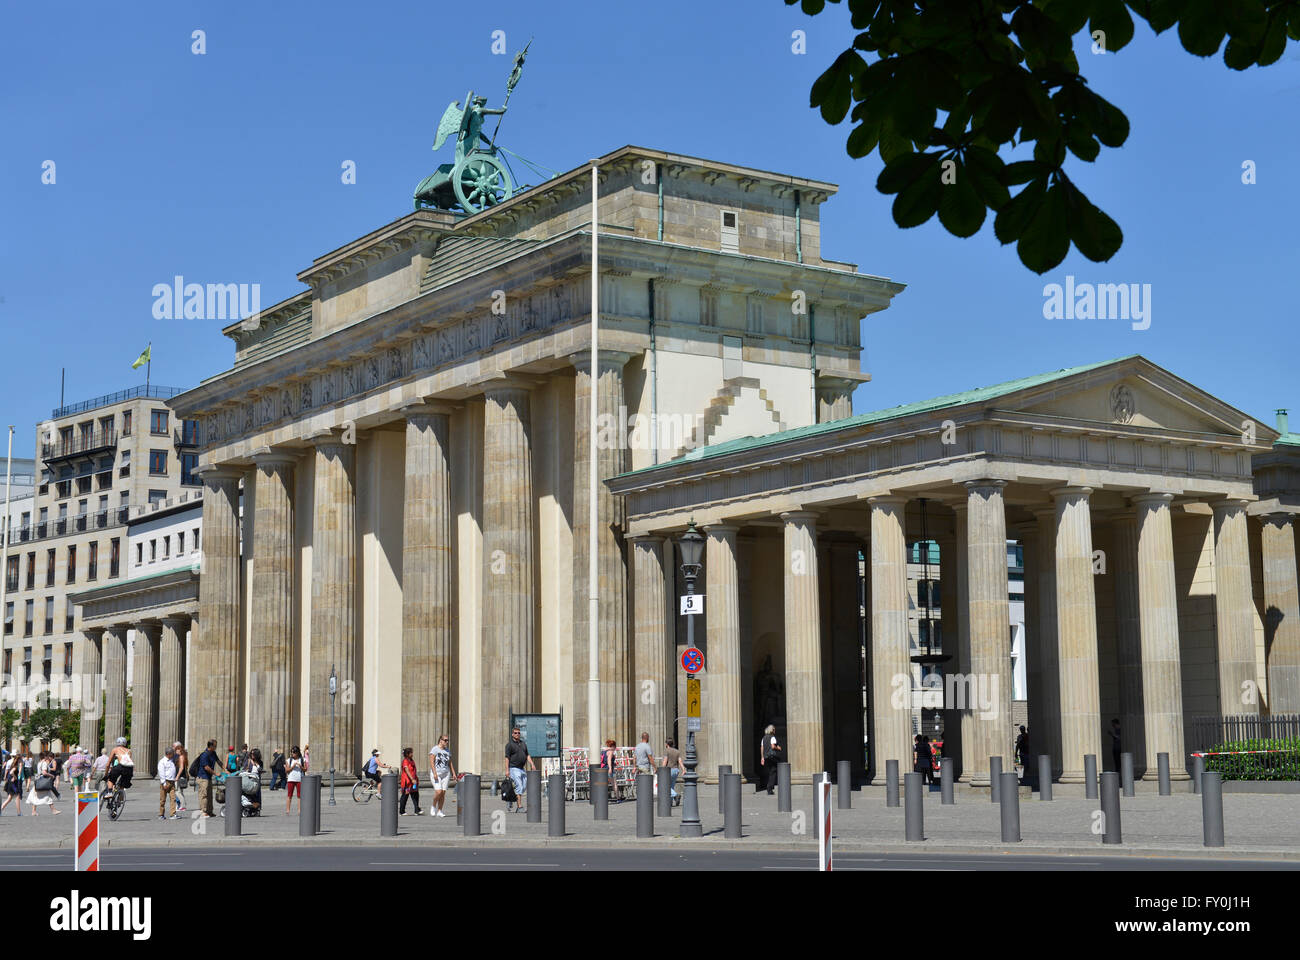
xmin=876 ymin=150 xmax=937 ymax=194
xmin=878 ymin=122 xmax=913 ymax=163
xmin=1017 ymin=182 xmax=1071 ymax=273
xmin=1087 ymin=90 xmax=1130 ymax=147
xmin=846 ymin=120 xmax=881 ymax=159
xmin=994 ymin=177 xmax=1048 ymax=244
xmin=1002 ymin=160 xmax=1043 ymax=185
xmin=1065 ymin=126 xmax=1100 ymax=161
xmin=938 ymin=164 xmax=987 ymax=237
xmin=1062 ymin=177 xmax=1123 ymax=261
xmin=1140 ymin=0 xmax=1182 ymax=34
xmin=1089 ymin=0 xmax=1136 ymax=53
xmin=1258 ymin=15 xmax=1290 ymax=66
xmin=965 ymin=146 xmax=1010 ymax=209
xmin=1177 ymin=0 xmax=1228 ymax=57
xmin=891 ymin=164 xmax=943 ymax=229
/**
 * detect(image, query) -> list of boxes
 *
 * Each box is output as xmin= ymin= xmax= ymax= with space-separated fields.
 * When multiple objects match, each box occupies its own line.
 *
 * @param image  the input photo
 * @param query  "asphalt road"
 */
xmin=4 ymin=846 xmax=1296 ymax=871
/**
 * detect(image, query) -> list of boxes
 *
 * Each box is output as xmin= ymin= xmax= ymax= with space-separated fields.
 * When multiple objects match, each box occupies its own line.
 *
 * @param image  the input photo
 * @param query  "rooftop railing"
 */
xmin=51 ymin=384 xmax=186 ymax=419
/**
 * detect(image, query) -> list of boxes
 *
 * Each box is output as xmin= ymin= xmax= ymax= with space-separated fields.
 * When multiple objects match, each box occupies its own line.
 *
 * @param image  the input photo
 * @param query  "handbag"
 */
xmin=34 ymin=774 xmax=55 ymax=792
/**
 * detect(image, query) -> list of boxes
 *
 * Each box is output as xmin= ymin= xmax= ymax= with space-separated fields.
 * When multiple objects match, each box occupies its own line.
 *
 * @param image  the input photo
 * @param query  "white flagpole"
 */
xmin=588 ymin=161 xmax=601 ymax=763
xmin=0 ymin=426 xmax=13 ymax=655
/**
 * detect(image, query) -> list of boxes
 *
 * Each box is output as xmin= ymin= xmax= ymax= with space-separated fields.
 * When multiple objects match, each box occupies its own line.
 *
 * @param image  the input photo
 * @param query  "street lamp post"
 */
xmin=328 ymin=665 xmax=337 ymax=805
xmin=678 ymin=521 xmax=705 ymax=838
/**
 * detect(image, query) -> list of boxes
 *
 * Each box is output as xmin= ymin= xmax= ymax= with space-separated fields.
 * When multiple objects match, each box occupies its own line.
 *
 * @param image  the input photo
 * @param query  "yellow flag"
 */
xmin=131 ymin=345 xmax=151 ymax=369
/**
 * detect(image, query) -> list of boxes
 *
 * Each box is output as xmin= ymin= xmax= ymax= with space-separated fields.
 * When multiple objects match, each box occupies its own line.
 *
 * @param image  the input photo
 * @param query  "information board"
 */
xmin=510 ymin=712 xmax=563 ymax=760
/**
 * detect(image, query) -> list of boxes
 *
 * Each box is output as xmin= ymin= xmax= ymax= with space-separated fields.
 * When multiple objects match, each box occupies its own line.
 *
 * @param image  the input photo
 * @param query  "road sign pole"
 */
xmin=681 ymin=593 xmax=702 ymax=838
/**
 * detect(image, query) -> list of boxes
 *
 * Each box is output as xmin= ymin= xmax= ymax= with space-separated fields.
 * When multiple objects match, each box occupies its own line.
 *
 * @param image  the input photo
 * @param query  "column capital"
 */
xmin=1210 ymin=497 xmax=1252 ymax=516
xmin=1261 ymin=511 xmax=1297 ymax=528
xmin=569 ymin=349 xmax=635 ymax=374
xmin=1131 ymin=491 xmax=1175 ymax=507
xmin=474 ymin=371 xmax=546 ymax=397
xmin=1049 ymin=484 xmax=1093 ymax=500
xmin=250 ymin=447 xmax=301 ymax=468
xmin=703 ymin=522 xmax=739 ymax=537
xmin=160 ymin=615 xmax=190 ymax=629
xmin=400 ymin=400 xmax=458 ymax=422
xmin=305 ymin=427 xmax=354 ymax=450
xmin=625 ymin=532 xmax=666 ymax=545
xmin=82 ymin=626 xmax=105 ymax=640
xmin=866 ymin=494 xmax=908 ymax=507
xmin=779 ymin=511 xmax=820 ymax=524
xmin=192 ymin=463 xmax=244 ymax=483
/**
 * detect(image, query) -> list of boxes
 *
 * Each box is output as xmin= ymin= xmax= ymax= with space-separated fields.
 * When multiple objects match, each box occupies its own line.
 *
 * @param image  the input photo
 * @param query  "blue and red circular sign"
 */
xmin=681 ymin=647 xmax=704 ymax=673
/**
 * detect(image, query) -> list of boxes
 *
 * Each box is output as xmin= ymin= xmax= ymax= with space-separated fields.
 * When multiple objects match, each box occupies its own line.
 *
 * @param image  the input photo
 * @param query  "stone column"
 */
xmin=937 ymin=529 xmax=962 ymax=779
xmin=1213 ymin=500 xmax=1258 ymax=717
xmin=130 ymin=621 xmax=160 ymax=776
xmin=1112 ymin=515 xmax=1146 ymax=774
xmin=78 ymin=628 xmax=103 ymax=752
xmin=401 ymin=406 xmax=455 ymax=755
xmin=631 ymin=535 xmax=669 ymax=742
xmin=1034 ymin=509 xmax=1062 ymax=777
xmin=781 ymin=512 xmax=823 ymax=780
xmin=1019 ymin=523 xmax=1041 ymax=766
xmin=249 ymin=450 xmax=296 ymax=756
xmin=703 ymin=523 xmax=742 ymax=778
xmin=868 ymin=496 xmax=910 ymax=785
xmin=572 ymin=353 xmax=631 ymax=748
xmin=482 ymin=384 xmax=535 ymax=775
xmin=965 ymin=481 xmax=1012 ymax=786
xmin=102 ymin=624 xmax=129 ymax=748
xmin=158 ymin=616 xmax=188 ymax=761
xmin=1134 ymin=493 xmax=1188 ymax=779
xmin=1054 ymin=486 xmax=1100 ymax=783
xmin=194 ymin=467 xmax=243 ymax=750
xmin=1261 ymin=513 xmax=1300 ymax=712
xmin=309 ymin=437 xmax=357 ymax=776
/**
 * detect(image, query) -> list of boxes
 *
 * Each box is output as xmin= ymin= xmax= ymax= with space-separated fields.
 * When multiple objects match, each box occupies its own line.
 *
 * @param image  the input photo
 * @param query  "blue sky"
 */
xmin=2 ymin=1 xmax=1296 ymax=452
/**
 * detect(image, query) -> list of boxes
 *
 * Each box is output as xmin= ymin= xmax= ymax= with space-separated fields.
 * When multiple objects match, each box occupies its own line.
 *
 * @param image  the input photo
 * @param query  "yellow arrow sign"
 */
xmin=687 ymin=676 xmax=700 ymax=718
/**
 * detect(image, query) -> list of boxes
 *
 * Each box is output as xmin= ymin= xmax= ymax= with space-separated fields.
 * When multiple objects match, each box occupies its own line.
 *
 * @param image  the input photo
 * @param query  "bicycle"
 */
xmin=351 ymin=763 xmax=394 ymax=803
xmin=100 ymin=781 xmax=128 ymax=821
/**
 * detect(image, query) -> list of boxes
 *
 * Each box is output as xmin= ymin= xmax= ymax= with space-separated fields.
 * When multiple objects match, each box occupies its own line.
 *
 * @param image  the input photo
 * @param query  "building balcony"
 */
xmin=42 ymin=429 xmax=118 ymax=465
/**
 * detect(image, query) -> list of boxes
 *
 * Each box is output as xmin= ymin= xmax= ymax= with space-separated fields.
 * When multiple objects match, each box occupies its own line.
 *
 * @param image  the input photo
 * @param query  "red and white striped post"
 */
xmin=75 ymin=792 xmax=99 ymax=872
xmin=817 ymin=772 xmax=832 ymax=871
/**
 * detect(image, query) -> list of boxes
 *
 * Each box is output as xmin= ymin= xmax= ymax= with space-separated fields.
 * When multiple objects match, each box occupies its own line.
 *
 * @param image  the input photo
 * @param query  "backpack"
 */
xmin=500 ymin=777 xmax=517 ymax=803
xmin=189 ymin=754 xmax=203 ymax=777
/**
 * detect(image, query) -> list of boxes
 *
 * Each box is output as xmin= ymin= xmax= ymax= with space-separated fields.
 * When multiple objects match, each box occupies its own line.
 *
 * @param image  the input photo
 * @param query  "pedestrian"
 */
xmin=67 ymin=747 xmax=90 ymax=793
xmin=429 ymin=734 xmax=455 ymax=817
xmin=302 ymin=743 xmax=310 ymax=774
xmin=225 ymin=745 xmax=239 ymax=775
xmin=173 ymin=742 xmax=189 ymax=812
xmin=504 ymin=726 xmax=533 ymax=813
xmin=635 ymin=732 xmax=657 ymax=778
xmin=1014 ymin=725 xmax=1030 ymax=767
xmin=399 ymin=747 xmax=422 ymax=815
xmin=157 ymin=747 xmax=179 ymax=820
xmin=237 ymin=743 xmax=250 ymax=772
xmin=760 ymin=724 xmax=781 ymax=795
xmin=91 ymin=749 xmax=109 ymax=793
xmin=243 ymin=751 xmax=263 ymax=816
xmin=914 ymin=734 xmax=934 ymax=785
xmin=1109 ymin=718 xmax=1122 ymax=773
xmin=285 ymin=745 xmax=305 ymax=815
xmin=28 ymin=751 xmax=61 ymax=816
xmin=196 ymin=739 xmax=220 ymax=818
xmin=663 ymin=738 xmax=685 ymax=805
xmin=1 ymin=751 xmax=22 ymax=816
xmin=20 ymin=745 xmax=34 ymax=796
xmin=269 ymin=749 xmax=286 ymax=790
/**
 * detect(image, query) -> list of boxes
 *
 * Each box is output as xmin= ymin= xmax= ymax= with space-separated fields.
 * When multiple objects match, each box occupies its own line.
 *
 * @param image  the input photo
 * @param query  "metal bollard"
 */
xmin=717 ymin=765 xmax=731 ymax=814
xmin=1037 ymin=755 xmax=1052 ymax=801
xmin=999 ymin=771 xmax=1021 ymax=843
xmin=724 ymin=772 xmax=742 ymax=839
xmin=1121 ymin=752 xmax=1135 ymax=797
xmin=811 ymin=771 xmax=825 ymax=817
xmin=547 ymin=773 xmax=565 ymax=837
xmin=657 ymin=766 xmax=672 ymax=817
xmin=1100 ymin=771 xmax=1122 ymax=845
xmin=837 ymin=760 xmax=852 ymax=810
xmin=989 ymin=757 xmax=1002 ymax=803
xmin=776 ymin=762 xmax=792 ymax=813
xmin=299 ymin=774 xmax=320 ymax=836
xmin=588 ymin=764 xmax=599 ymax=805
xmin=1157 ymin=752 xmax=1171 ymax=796
xmin=1084 ymin=754 xmax=1099 ymax=800
xmin=224 ymin=778 xmax=241 ymax=836
xmin=380 ymin=772 xmax=398 ymax=837
xmin=1202 ymin=772 xmax=1224 ymax=847
xmin=1192 ymin=754 xmax=1204 ymax=795
xmin=637 ymin=773 xmax=654 ymax=838
xmin=527 ymin=769 xmax=541 ymax=822
xmin=904 ymin=772 xmax=924 ymax=842
xmin=462 ymin=774 xmax=480 ymax=837
xmin=592 ymin=769 xmax=609 ymax=820
xmin=940 ymin=757 xmax=954 ymax=805
xmin=455 ymin=782 xmax=462 ymax=825
xmin=886 ymin=759 xmax=900 ymax=807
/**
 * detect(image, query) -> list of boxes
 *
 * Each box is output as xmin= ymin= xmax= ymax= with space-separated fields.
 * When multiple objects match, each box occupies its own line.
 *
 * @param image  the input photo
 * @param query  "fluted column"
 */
xmin=937 ymin=529 xmax=963 ymax=779
xmin=781 ymin=512 xmax=823 ymax=780
xmin=482 ymin=385 xmax=535 ymax=775
xmin=194 ymin=466 xmax=243 ymax=749
xmin=572 ymin=353 xmax=631 ymax=748
xmin=1034 ymin=509 xmax=1062 ymax=777
xmin=309 ymin=437 xmax=357 ymax=776
xmin=1019 ymin=523 xmax=1041 ymax=765
xmin=1054 ymin=486 xmax=1100 ymax=783
xmin=249 ymin=451 xmax=296 ymax=756
xmin=703 ymin=524 xmax=741 ymax=778
xmin=1213 ymin=500 xmax=1258 ymax=716
xmin=402 ymin=406 xmax=455 ymax=756
xmin=1261 ymin=513 xmax=1300 ymax=712
xmin=631 ymin=535 xmax=669 ymax=741
xmin=158 ymin=616 xmax=188 ymax=761
xmin=1112 ymin=515 xmax=1146 ymax=774
xmin=1135 ymin=493 xmax=1187 ymax=779
xmin=130 ymin=621 xmax=160 ymax=775
xmin=966 ymin=481 xmax=1012 ymax=786
xmin=78 ymin=628 xmax=103 ymax=752
xmin=869 ymin=496 xmax=910 ymax=785
xmin=102 ymin=624 xmax=128 ymax=748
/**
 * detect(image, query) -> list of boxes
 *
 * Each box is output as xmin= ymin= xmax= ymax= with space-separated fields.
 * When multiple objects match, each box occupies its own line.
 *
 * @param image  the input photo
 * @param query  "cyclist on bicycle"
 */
xmin=103 ymin=737 xmax=135 ymax=798
xmin=361 ymin=749 xmax=389 ymax=798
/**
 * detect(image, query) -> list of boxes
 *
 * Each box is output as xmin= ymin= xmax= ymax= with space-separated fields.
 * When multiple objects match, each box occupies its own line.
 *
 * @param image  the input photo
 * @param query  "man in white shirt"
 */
xmin=157 ymin=747 xmax=178 ymax=820
xmin=429 ymin=735 xmax=456 ymax=817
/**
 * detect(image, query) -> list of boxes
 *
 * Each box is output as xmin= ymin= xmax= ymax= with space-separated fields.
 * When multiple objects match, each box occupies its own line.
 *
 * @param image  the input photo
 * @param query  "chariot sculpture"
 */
xmin=414 ymin=41 xmax=532 ymax=214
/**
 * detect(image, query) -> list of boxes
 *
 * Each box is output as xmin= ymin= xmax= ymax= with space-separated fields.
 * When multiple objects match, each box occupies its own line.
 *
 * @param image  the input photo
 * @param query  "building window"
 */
xmin=22 ymin=645 xmax=31 ymax=682
xmin=163 ymin=535 xmax=170 ymax=558
xmin=24 ymin=552 xmax=35 ymax=590
xmin=149 ymin=450 xmax=168 ymax=475
xmin=63 ymin=642 xmax=73 ymax=678
xmin=37 ymin=506 xmax=47 ymax=537
xmin=3 ymin=602 xmax=12 ymax=636
xmin=194 ymin=528 xmax=200 ymax=552
xmin=77 ymin=475 xmax=93 ymax=495
xmin=65 ymin=597 xmax=74 ymax=632
xmin=136 ymin=543 xmax=143 ymax=566
xmin=150 ymin=409 xmax=169 ymax=435
xmin=45 ymin=549 xmax=55 ymax=587
xmin=110 ymin=538 xmax=121 ymax=578
xmin=720 ymin=209 xmax=739 ymax=252
xmin=77 ymin=499 xmax=88 ymax=531
xmin=149 ymin=489 xmax=166 ymax=506
xmin=42 ymin=644 xmax=52 ymax=682
xmin=2 ymin=649 xmax=9 ymax=672
xmin=180 ymin=419 xmax=200 ymax=444
xmin=149 ymin=540 xmax=157 ymax=562
xmin=4 ymin=556 xmax=17 ymax=592
xmin=181 ymin=452 xmax=200 ymax=485
xmin=24 ymin=600 xmax=33 ymax=638
xmin=122 ymin=410 xmax=132 ymax=436
xmin=97 ymin=494 xmax=109 ymax=527
xmin=100 ymin=414 xmax=115 ymax=436
xmin=120 ymin=448 xmax=131 ymax=478
xmin=88 ymin=541 xmax=99 ymax=581
xmin=43 ymin=597 xmax=53 ymax=635
xmin=119 ymin=490 xmax=129 ymax=523
xmin=178 ymin=531 xmax=185 ymax=553
xmin=66 ymin=545 xmax=76 ymax=584
xmin=56 ymin=479 xmax=71 ymax=499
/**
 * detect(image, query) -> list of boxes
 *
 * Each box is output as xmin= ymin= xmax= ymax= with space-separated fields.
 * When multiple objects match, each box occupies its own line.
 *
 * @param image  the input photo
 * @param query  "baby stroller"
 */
xmin=238 ymin=770 xmax=262 ymax=817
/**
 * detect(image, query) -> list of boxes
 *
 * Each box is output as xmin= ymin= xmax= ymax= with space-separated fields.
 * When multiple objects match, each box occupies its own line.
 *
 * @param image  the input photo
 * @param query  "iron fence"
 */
xmin=1196 ymin=744 xmax=1300 ymax=781
xmin=1189 ymin=713 xmax=1300 ymax=751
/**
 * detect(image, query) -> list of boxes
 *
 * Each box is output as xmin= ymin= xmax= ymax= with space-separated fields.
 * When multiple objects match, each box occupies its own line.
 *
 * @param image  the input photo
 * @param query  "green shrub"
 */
xmin=1202 ymin=738 xmax=1300 ymax=781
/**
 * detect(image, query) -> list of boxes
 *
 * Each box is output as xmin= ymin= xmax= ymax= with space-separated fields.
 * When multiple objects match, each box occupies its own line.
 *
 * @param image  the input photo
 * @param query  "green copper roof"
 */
xmin=622 ymin=355 xmax=1141 ymax=477
xmin=1277 ymin=433 xmax=1300 ymax=448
